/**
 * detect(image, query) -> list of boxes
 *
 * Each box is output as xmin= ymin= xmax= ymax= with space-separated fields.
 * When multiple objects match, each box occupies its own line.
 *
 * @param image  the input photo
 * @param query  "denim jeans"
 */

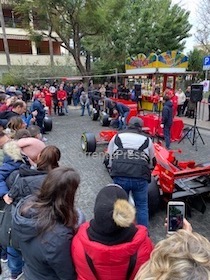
xmin=118 ymin=111 xmax=130 ymax=130
xmin=7 ymin=246 xmax=24 ymax=275
xmin=153 ymin=103 xmax=158 ymax=112
xmin=73 ymin=94 xmax=78 ymax=106
xmin=163 ymin=125 xmax=171 ymax=149
xmin=113 ymin=176 xmax=149 ymax=227
xmin=81 ymin=104 xmax=91 ymax=116
xmin=36 ymin=118 xmax=45 ymax=134
xmin=64 ymin=100 xmax=69 ymax=113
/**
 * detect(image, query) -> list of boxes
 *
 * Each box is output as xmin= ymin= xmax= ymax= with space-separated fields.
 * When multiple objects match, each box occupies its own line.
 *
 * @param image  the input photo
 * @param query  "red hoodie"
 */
xmin=57 ymin=90 xmax=67 ymax=101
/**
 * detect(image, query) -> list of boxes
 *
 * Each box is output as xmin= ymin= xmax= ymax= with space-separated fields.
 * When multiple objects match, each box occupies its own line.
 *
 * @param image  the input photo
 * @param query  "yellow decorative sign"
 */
xmin=125 ymin=50 xmax=188 ymax=70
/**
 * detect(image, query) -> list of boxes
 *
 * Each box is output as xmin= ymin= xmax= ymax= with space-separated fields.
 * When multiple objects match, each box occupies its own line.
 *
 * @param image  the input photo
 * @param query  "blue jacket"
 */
xmin=31 ymin=100 xmax=45 ymax=121
xmin=0 ymin=141 xmax=26 ymax=197
xmin=162 ymin=100 xmax=173 ymax=127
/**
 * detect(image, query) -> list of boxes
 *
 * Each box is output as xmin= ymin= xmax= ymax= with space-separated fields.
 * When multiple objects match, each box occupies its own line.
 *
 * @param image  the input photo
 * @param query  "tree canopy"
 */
xmin=188 ymin=49 xmax=204 ymax=72
xmin=90 ymin=0 xmax=192 ymax=73
xmin=13 ymin=0 xmax=192 ymax=76
xmin=195 ymin=0 xmax=210 ymax=53
xmin=120 ymin=0 xmax=191 ymax=56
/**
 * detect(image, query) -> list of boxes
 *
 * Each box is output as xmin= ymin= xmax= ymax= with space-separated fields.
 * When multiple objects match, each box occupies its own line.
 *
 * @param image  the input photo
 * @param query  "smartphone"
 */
xmin=167 ymin=201 xmax=185 ymax=234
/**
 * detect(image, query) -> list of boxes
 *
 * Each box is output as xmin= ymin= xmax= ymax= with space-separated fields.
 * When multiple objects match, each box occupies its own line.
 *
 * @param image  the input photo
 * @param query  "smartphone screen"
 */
xmin=168 ymin=202 xmax=185 ymax=233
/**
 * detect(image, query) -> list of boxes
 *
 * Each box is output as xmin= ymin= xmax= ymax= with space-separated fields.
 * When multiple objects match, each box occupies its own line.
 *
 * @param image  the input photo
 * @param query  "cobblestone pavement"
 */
xmin=1 ymin=107 xmax=210 ymax=279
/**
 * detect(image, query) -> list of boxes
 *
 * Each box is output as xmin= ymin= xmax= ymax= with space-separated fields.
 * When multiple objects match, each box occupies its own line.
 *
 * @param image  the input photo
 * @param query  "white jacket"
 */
xmin=175 ymin=91 xmax=186 ymax=105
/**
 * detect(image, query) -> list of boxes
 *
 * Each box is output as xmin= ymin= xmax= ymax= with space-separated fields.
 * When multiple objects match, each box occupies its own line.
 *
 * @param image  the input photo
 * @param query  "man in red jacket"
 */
xmin=164 ymin=85 xmax=178 ymax=118
xmin=42 ymin=85 xmax=52 ymax=115
xmin=57 ymin=84 xmax=68 ymax=115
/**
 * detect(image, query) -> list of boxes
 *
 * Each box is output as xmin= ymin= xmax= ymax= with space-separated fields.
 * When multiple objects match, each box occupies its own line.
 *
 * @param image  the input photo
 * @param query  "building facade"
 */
xmin=0 ymin=0 xmax=79 ymax=77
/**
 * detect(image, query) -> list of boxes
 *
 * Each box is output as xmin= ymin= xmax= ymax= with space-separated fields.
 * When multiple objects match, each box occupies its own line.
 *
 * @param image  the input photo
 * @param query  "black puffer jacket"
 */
xmin=13 ymin=196 xmax=76 ymax=280
xmin=161 ymin=100 xmax=173 ymax=127
xmin=7 ymin=164 xmax=47 ymax=206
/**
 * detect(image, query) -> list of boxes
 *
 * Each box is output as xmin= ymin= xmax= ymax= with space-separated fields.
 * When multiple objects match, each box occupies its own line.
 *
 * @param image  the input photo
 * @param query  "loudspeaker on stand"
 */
xmin=190 ymin=84 xmax=203 ymax=103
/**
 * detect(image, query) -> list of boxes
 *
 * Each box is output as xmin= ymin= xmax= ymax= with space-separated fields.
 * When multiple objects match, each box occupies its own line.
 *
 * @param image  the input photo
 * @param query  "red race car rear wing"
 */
xmin=153 ymin=143 xmax=210 ymax=193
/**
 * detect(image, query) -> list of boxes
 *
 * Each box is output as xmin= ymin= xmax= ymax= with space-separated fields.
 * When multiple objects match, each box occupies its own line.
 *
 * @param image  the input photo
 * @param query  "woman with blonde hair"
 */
xmin=134 ymin=227 xmax=210 ymax=280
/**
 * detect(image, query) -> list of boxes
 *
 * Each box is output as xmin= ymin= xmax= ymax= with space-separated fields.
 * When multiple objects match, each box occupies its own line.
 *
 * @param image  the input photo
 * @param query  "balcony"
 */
xmin=0 ymin=16 xmax=24 ymax=28
xmin=0 ymin=26 xmax=61 ymax=40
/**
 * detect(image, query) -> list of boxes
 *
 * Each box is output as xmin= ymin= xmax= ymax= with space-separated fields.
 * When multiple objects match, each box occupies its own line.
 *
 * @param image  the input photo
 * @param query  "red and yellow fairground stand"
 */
xmin=125 ymin=50 xmax=190 ymax=111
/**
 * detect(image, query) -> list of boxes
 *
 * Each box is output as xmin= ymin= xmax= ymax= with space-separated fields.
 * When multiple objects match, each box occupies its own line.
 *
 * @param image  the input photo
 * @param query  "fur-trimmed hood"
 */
xmin=3 ymin=140 xmax=23 ymax=162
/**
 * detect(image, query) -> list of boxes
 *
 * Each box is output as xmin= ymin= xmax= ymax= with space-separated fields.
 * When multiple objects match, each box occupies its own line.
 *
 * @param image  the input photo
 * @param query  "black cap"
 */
xmin=128 ymin=117 xmax=144 ymax=128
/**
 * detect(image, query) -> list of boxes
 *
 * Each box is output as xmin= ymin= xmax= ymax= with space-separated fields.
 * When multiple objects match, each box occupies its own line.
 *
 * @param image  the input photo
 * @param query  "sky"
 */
xmin=172 ymin=0 xmax=200 ymax=53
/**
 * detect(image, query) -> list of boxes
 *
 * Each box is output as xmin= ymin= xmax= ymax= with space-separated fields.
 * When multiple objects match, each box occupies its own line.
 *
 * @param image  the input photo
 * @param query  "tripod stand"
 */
xmin=178 ymin=104 xmax=205 ymax=151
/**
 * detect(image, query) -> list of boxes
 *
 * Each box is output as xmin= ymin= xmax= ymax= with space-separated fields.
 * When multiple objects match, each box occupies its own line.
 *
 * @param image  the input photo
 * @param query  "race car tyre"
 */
xmin=148 ymin=176 xmax=160 ymax=216
xmin=100 ymin=112 xmax=110 ymax=126
xmin=43 ymin=116 xmax=52 ymax=131
xmin=81 ymin=132 xmax=97 ymax=153
xmin=91 ymin=109 xmax=99 ymax=121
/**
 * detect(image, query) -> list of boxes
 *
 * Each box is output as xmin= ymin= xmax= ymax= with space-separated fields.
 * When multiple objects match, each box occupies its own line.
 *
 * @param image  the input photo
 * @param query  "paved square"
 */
xmin=2 ymin=107 xmax=210 ymax=279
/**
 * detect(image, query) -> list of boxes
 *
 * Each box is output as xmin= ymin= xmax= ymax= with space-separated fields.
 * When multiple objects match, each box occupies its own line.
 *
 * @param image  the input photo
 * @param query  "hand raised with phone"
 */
xmin=166 ymin=201 xmax=192 ymax=234
xmin=165 ymin=217 xmax=192 ymax=233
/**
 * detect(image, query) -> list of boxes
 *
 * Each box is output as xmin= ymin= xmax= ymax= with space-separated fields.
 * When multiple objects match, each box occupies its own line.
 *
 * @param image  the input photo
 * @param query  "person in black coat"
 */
xmin=2 ymin=145 xmax=60 ymax=280
xmin=182 ymin=86 xmax=191 ymax=116
xmin=12 ymin=167 xmax=80 ymax=280
xmin=161 ymin=95 xmax=173 ymax=149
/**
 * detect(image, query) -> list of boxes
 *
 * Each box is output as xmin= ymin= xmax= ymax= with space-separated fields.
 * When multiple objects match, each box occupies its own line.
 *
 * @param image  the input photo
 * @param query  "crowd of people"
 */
xmin=0 ymin=80 xmax=204 ymax=152
xmin=0 ymin=81 xmax=210 ymax=279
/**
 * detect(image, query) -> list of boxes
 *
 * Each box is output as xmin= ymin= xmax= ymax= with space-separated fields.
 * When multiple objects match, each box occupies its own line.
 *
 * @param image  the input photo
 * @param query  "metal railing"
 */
xmin=0 ymin=16 xmax=23 ymax=28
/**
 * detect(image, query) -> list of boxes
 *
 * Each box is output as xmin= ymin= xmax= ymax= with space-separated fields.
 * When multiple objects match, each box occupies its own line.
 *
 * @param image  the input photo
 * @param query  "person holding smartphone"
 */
xmin=134 ymin=215 xmax=210 ymax=280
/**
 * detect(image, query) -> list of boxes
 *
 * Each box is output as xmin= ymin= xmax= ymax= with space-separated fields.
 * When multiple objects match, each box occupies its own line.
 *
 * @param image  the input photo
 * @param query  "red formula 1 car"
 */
xmin=91 ymin=97 xmax=184 ymax=142
xmin=81 ymin=130 xmax=210 ymax=215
